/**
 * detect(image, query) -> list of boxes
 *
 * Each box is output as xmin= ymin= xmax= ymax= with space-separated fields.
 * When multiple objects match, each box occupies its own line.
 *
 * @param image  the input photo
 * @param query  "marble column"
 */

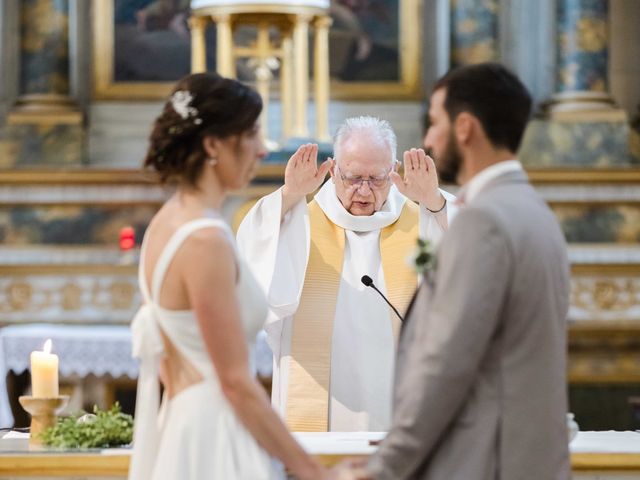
xmin=519 ymin=0 xmax=637 ymax=167
xmin=313 ymin=15 xmax=331 ymax=142
xmin=556 ymin=0 xmax=609 ymax=97
xmin=450 ymin=0 xmax=499 ymax=67
xmin=291 ymin=14 xmax=311 ymax=138
xmin=1 ymin=0 xmax=83 ymax=167
xmin=213 ymin=13 xmax=235 ymax=78
xmin=190 ymin=15 xmax=208 ymax=73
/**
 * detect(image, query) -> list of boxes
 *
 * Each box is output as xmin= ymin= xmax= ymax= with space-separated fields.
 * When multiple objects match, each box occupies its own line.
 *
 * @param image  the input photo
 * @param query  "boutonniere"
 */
xmin=409 ymin=238 xmax=437 ymax=280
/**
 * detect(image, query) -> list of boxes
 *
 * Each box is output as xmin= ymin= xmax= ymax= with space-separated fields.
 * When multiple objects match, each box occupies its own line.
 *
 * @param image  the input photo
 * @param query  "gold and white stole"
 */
xmin=285 ymin=199 xmax=419 ymax=431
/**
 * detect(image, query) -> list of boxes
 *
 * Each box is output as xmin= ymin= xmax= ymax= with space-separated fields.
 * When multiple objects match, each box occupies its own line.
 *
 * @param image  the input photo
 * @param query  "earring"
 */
xmin=208 ymin=157 xmax=218 ymax=166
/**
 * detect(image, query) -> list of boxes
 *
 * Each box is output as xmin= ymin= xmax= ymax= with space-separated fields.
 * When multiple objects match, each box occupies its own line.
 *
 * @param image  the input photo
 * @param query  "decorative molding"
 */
xmin=526 ymin=168 xmax=640 ymax=183
xmin=0 ymin=272 xmax=140 ymax=325
xmin=569 ymin=262 xmax=640 ymax=323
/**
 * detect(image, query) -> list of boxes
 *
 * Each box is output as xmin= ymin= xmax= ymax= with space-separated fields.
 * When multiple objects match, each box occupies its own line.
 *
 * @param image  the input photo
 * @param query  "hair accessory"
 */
xmin=171 ymin=90 xmax=199 ymax=120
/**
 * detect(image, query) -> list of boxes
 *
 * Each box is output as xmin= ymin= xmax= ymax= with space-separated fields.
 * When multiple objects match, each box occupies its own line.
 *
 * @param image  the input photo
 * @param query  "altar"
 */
xmin=1 ymin=431 xmax=639 ymax=479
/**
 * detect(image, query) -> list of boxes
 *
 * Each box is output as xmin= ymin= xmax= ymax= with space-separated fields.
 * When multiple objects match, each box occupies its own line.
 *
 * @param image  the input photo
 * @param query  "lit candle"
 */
xmin=30 ymin=339 xmax=59 ymax=398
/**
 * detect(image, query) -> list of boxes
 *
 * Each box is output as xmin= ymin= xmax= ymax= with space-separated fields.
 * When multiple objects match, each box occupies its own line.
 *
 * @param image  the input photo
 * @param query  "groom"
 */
xmin=340 ymin=63 xmax=571 ymax=479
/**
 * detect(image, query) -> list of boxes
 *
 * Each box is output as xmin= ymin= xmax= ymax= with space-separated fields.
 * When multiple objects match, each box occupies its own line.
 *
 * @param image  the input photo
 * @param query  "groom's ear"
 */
xmin=454 ymin=113 xmax=473 ymax=145
xmin=328 ymin=157 xmax=336 ymax=179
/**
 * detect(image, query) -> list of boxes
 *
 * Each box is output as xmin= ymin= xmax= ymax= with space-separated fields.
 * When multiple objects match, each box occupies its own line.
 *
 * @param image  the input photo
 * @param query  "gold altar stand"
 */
xmin=190 ymin=2 xmax=332 ymax=144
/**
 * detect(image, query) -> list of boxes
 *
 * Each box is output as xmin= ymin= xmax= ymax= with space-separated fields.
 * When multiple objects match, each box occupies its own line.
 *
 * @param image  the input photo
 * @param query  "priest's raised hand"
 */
xmin=390 ymin=148 xmax=446 ymax=215
xmin=282 ymin=143 xmax=332 ymax=216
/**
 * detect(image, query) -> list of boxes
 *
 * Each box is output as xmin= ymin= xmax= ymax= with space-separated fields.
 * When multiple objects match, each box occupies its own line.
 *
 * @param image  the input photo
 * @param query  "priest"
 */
xmin=237 ymin=116 xmax=456 ymax=432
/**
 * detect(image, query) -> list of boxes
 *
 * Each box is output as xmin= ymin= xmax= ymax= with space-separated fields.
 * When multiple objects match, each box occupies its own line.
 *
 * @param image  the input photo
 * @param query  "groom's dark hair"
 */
xmin=433 ymin=62 xmax=532 ymax=153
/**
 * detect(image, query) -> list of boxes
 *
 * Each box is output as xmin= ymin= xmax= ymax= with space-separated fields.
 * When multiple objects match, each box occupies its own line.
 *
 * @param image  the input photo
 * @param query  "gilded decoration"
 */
xmin=61 ymin=283 xmax=83 ymax=311
xmin=5 ymin=283 xmax=33 ymax=311
xmin=570 ymin=276 xmax=640 ymax=322
xmin=0 ymin=275 xmax=140 ymax=324
xmin=108 ymin=282 xmax=136 ymax=310
xmin=573 ymin=279 xmax=639 ymax=312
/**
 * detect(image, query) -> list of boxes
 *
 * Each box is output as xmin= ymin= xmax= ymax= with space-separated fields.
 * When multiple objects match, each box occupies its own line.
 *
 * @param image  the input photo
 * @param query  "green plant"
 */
xmin=39 ymin=403 xmax=133 ymax=449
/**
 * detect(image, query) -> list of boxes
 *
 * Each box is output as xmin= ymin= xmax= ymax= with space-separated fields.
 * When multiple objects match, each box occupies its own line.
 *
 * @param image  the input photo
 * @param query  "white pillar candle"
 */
xmin=30 ymin=339 xmax=59 ymax=398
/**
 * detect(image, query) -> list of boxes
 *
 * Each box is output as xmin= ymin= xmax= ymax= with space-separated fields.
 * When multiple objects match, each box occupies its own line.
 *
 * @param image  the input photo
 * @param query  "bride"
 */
xmin=129 ymin=72 xmax=329 ymax=480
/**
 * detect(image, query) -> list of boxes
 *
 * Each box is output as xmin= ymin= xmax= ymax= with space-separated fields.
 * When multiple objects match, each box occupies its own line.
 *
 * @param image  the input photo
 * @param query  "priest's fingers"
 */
xmin=316 ymin=159 xmax=332 ymax=180
xmin=402 ymin=151 xmax=411 ymax=180
xmin=425 ymin=153 xmax=436 ymax=173
xmin=409 ymin=148 xmax=425 ymax=172
xmin=390 ymin=171 xmax=406 ymax=194
xmin=302 ymin=143 xmax=314 ymax=163
xmin=416 ymin=148 xmax=428 ymax=171
xmin=309 ymin=144 xmax=319 ymax=170
xmin=402 ymin=150 xmax=412 ymax=172
xmin=289 ymin=144 xmax=306 ymax=168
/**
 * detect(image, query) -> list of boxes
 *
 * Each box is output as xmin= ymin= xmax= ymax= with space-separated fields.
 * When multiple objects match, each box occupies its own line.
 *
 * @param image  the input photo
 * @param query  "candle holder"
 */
xmin=18 ymin=395 xmax=69 ymax=446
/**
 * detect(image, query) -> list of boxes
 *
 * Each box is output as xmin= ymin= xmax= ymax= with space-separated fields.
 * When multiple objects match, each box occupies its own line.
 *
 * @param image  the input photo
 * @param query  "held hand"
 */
xmin=390 ymin=148 xmax=444 ymax=211
xmin=283 ymin=143 xmax=332 ymax=201
xmin=327 ymin=459 xmax=372 ymax=480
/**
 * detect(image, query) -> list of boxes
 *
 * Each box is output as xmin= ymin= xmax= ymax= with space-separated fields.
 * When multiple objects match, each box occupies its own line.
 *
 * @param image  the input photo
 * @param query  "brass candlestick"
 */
xmin=18 ymin=395 xmax=69 ymax=446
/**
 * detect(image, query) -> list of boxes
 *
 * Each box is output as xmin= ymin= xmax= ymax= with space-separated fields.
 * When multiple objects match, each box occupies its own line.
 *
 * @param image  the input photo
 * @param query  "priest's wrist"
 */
xmin=423 ymin=193 xmax=446 ymax=213
xmin=281 ymin=185 xmax=306 ymax=217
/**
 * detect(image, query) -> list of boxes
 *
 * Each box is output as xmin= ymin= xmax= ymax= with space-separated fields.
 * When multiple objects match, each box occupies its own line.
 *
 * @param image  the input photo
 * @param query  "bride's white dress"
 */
xmin=129 ymin=218 xmax=282 ymax=480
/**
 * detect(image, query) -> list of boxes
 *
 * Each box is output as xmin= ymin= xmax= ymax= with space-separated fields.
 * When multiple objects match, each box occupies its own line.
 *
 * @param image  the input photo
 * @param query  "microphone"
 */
xmin=361 ymin=275 xmax=404 ymax=322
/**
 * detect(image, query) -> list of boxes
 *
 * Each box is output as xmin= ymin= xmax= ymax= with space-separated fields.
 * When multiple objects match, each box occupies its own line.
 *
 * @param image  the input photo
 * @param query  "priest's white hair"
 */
xmin=333 ymin=116 xmax=397 ymax=166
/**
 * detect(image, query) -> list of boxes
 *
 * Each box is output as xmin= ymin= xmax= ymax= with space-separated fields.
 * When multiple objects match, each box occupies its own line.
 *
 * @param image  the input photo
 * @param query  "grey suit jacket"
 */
xmin=368 ymin=170 xmax=571 ymax=480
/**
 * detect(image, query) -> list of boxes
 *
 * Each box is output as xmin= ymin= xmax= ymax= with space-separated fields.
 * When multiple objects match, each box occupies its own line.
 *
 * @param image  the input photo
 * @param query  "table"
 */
xmin=1 ymin=431 xmax=640 ymax=479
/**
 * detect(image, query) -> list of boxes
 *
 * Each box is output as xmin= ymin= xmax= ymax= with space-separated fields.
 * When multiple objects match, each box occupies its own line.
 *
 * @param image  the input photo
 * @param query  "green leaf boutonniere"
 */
xmin=410 ymin=238 xmax=437 ymax=276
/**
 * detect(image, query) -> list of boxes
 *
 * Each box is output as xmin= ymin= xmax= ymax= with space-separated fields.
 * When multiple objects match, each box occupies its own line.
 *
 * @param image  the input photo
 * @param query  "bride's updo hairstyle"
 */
xmin=144 ymin=72 xmax=262 ymax=185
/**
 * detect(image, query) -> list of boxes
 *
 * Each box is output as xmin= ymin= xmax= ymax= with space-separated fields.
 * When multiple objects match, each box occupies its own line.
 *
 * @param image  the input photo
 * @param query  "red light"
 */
xmin=119 ymin=226 xmax=135 ymax=251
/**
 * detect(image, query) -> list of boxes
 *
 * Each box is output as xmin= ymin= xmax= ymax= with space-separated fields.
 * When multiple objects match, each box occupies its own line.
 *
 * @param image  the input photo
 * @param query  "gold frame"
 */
xmin=92 ymin=0 xmax=422 ymax=100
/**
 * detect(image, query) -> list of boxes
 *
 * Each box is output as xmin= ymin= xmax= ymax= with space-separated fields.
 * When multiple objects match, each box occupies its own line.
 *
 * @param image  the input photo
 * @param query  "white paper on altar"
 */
xmin=237 ymin=183 xmax=456 ymax=431
xmin=294 ymin=431 xmax=385 ymax=455
xmin=1 ymin=431 xmax=29 ymax=440
xmin=570 ymin=431 xmax=640 ymax=453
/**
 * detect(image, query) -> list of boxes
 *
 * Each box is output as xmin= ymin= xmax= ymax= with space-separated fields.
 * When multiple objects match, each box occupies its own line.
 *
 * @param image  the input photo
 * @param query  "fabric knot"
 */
xmin=131 ymin=304 xmax=164 ymax=360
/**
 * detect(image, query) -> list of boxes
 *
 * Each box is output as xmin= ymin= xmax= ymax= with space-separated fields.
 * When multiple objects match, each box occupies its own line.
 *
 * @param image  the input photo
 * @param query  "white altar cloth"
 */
xmin=0 ymin=323 xmax=137 ymax=428
xmin=293 ymin=431 xmax=640 ymax=455
xmin=571 ymin=431 xmax=640 ymax=453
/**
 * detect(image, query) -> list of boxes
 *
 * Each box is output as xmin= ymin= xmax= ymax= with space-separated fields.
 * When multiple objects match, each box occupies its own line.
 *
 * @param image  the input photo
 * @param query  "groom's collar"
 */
xmin=457 ymin=160 xmax=524 ymax=205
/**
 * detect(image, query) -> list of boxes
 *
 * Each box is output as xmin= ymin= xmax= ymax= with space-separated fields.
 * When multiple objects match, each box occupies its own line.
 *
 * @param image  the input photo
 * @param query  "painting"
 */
xmin=93 ymin=0 xmax=421 ymax=100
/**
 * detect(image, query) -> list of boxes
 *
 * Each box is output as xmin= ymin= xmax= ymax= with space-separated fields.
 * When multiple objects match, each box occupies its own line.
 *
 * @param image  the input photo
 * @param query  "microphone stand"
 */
xmin=361 ymin=275 xmax=404 ymax=322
